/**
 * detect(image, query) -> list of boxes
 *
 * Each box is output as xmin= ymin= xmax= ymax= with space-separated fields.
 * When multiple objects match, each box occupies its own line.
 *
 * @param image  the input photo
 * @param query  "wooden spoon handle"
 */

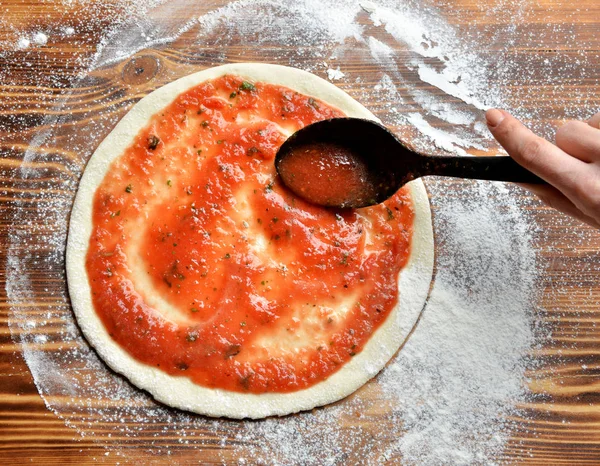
xmin=418 ymin=155 xmax=544 ymax=184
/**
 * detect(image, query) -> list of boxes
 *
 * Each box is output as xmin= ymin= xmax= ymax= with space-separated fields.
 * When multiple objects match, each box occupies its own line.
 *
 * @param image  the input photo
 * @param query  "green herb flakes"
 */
xmin=386 ymin=206 xmax=395 ymax=220
xmin=239 ymin=81 xmax=255 ymax=92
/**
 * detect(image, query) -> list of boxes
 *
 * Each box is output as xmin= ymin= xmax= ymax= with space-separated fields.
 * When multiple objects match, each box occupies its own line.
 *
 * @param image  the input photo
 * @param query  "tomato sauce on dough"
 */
xmin=86 ymin=75 xmax=414 ymax=393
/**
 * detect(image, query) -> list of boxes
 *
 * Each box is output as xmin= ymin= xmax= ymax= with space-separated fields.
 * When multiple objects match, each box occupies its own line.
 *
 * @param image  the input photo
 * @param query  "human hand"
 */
xmin=486 ymin=109 xmax=600 ymax=228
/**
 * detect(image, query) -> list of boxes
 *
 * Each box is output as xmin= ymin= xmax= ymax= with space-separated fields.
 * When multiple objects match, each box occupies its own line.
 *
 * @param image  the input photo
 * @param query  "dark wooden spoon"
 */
xmin=275 ymin=117 xmax=543 ymax=208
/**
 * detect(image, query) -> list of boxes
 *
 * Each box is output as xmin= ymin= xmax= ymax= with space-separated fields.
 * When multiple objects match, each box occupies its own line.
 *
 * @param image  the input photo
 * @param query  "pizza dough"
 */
xmin=66 ymin=63 xmax=434 ymax=419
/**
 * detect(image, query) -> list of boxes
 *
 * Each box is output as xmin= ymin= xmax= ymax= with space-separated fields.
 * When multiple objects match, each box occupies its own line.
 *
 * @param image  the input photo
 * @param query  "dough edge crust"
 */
xmin=66 ymin=63 xmax=434 ymax=419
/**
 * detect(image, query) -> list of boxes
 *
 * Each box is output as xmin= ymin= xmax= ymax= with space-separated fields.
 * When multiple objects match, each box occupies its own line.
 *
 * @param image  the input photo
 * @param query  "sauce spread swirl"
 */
xmin=87 ymin=75 xmax=414 ymax=393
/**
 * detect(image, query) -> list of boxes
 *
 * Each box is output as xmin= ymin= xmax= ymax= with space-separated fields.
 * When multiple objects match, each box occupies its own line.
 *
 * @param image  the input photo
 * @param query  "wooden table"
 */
xmin=1 ymin=0 xmax=599 ymax=464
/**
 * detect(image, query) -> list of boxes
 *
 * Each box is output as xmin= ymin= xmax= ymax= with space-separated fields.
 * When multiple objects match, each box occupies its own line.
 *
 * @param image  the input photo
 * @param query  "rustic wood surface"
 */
xmin=1 ymin=0 xmax=600 ymax=464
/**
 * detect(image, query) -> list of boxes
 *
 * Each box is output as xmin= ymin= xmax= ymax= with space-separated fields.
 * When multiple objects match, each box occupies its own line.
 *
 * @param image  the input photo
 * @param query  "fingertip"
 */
xmin=588 ymin=111 xmax=600 ymax=129
xmin=486 ymin=109 xmax=524 ymax=145
xmin=485 ymin=108 xmax=506 ymax=129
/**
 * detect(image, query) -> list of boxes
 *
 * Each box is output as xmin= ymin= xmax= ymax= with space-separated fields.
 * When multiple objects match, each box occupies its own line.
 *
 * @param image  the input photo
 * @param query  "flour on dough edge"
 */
xmin=66 ymin=63 xmax=434 ymax=419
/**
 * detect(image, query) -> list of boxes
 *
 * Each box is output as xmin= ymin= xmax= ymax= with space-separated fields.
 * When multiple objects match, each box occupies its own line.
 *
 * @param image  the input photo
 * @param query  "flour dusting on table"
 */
xmin=4 ymin=0 xmax=598 ymax=464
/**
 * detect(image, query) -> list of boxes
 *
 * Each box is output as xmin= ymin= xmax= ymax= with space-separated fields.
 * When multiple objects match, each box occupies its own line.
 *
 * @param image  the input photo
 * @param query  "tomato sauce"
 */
xmin=86 ymin=75 xmax=414 ymax=393
xmin=277 ymin=142 xmax=379 ymax=207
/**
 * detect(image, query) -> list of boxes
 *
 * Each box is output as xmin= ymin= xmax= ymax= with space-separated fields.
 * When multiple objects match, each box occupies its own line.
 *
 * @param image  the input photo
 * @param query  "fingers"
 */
xmin=518 ymin=183 xmax=600 ymax=228
xmin=486 ymin=109 xmax=600 ymax=229
xmin=486 ymin=109 xmax=600 ymax=225
xmin=485 ymin=109 xmax=587 ymax=190
xmin=588 ymin=111 xmax=600 ymax=129
xmin=555 ymin=120 xmax=600 ymax=162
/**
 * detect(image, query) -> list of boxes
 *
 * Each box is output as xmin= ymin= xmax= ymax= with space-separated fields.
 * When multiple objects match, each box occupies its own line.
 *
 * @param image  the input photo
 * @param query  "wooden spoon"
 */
xmin=275 ymin=117 xmax=543 ymax=208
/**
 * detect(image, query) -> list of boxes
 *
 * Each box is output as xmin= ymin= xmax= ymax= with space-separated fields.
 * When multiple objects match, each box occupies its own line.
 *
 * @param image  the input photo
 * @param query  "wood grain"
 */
xmin=1 ymin=0 xmax=600 ymax=464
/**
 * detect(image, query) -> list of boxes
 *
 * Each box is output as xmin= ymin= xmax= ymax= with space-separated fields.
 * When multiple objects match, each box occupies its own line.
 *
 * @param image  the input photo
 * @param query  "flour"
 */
xmin=4 ymin=0 xmax=598 ymax=464
xmin=32 ymin=31 xmax=48 ymax=46
xmin=377 ymin=181 xmax=536 ymax=465
xmin=417 ymin=64 xmax=489 ymax=111
xmin=326 ymin=67 xmax=345 ymax=81
xmin=16 ymin=37 xmax=31 ymax=50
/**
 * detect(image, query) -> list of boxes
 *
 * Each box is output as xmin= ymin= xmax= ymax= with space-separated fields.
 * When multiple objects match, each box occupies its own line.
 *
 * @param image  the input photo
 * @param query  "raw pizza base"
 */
xmin=66 ymin=63 xmax=434 ymax=419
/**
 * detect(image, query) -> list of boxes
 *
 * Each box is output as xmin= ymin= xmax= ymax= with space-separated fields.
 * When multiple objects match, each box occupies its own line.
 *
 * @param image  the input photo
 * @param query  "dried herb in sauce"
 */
xmin=239 ymin=81 xmax=255 ymax=92
xmin=147 ymin=135 xmax=160 ymax=150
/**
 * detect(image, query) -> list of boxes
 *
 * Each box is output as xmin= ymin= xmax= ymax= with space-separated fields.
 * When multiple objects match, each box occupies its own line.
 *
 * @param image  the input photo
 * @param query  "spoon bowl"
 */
xmin=275 ymin=117 xmax=543 ymax=208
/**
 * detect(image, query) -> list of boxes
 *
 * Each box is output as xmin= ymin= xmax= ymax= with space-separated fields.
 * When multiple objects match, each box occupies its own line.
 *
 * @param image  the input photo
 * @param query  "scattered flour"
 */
xmin=3 ymin=0 xmax=598 ymax=464
xmin=377 ymin=181 xmax=536 ymax=465
xmin=13 ymin=31 xmax=48 ymax=50
xmin=16 ymin=37 xmax=30 ymax=49
xmin=32 ymin=31 xmax=48 ymax=46
xmin=417 ymin=64 xmax=489 ymax=111
xmin=366 ymin=36 xmax=395 ymax=63
xmin=326 ymin=67 xmax=345 ymax=81
xmin=405 ymin=113 xmax=469 ymax=156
